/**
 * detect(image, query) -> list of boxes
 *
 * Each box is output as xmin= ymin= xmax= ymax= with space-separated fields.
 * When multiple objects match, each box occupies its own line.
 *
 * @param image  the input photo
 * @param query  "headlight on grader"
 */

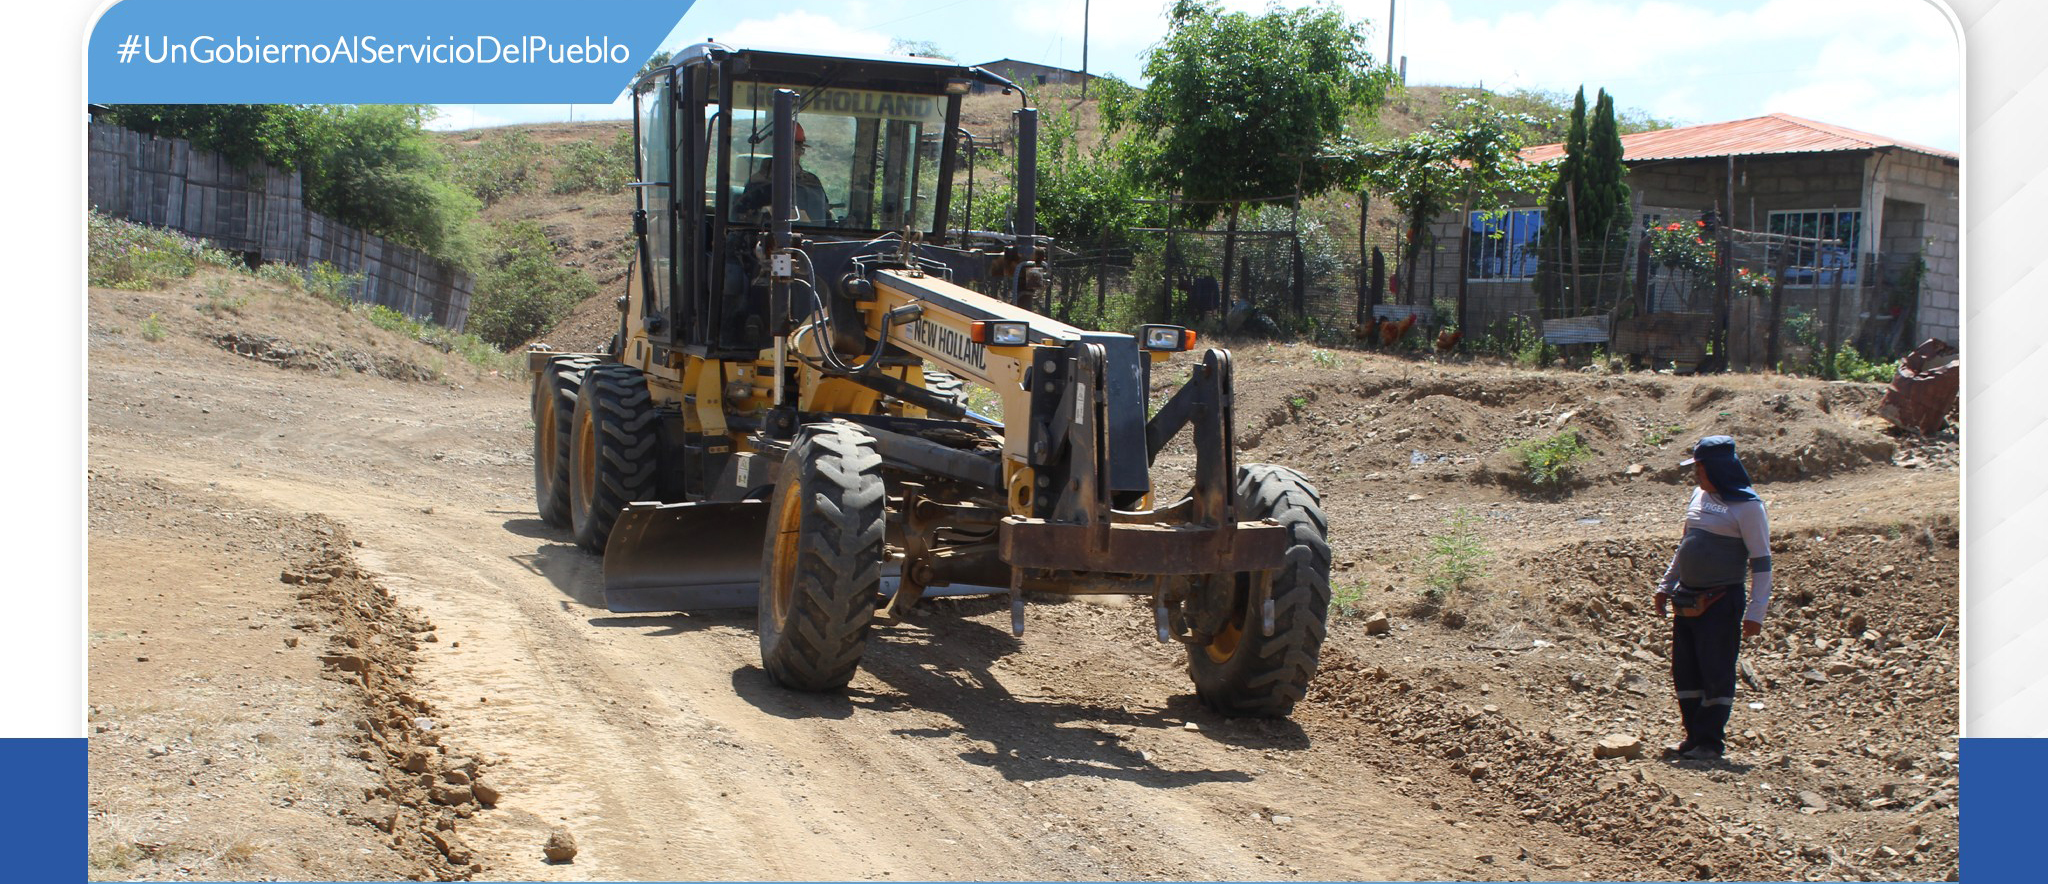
xmin=1141 ymin=324 xmax=1197 ymax=352
xmin=969 ymin=320 xmax=1030 ymax=346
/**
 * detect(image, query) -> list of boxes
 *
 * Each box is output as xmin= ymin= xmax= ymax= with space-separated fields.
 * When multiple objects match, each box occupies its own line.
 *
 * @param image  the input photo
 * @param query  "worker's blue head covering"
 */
xmin=1681 ymin=435 xmax=1758 ymax=502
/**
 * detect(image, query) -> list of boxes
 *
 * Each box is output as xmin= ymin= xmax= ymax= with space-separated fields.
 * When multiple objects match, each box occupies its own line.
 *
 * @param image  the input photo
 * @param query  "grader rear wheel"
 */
xmin=533 ymin=356 xmax=596 ymax=528
xmin=1185 ymin=464 xmax=1332 ymax=717
xmin=921 ymin=368 xmax=968 ymax=409
xmin=758 ymin=423 xmax=887 ymax=692
xmin=568 ymin=363 xmax=661 ymax=553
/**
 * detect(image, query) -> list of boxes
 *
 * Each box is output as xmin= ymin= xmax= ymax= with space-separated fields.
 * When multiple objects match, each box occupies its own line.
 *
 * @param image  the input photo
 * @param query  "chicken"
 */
xmin=1380 ymin=313 xmax=1418 ymax=348
xmin=1435 ymin=327 xmax=1463 ymax=354
xmin=1352 ymin=316 xmax=1382 ymax=345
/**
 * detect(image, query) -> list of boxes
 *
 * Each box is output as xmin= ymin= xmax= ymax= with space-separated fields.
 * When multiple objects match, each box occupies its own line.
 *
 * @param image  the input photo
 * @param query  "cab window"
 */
xmin=727 ymin=81 xmax=946 ymax=232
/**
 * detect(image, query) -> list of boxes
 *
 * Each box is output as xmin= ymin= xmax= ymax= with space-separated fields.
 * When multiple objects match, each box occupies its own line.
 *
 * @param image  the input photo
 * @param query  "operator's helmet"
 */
xmin=793 ymin=121 xmax=806 ymax=146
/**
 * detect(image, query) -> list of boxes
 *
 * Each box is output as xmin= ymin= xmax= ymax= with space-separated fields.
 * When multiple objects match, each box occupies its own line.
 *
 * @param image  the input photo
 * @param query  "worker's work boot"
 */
xmin=1696 ymin=702 xmax=1732 ymax=757
xmin=1667 ymin=697 xmax=1703 ymax=756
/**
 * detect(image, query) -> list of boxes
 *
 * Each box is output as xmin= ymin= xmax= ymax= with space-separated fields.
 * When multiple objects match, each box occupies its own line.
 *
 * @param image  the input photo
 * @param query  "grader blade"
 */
xmin=602 ymin=500 xmax=771 ymax=612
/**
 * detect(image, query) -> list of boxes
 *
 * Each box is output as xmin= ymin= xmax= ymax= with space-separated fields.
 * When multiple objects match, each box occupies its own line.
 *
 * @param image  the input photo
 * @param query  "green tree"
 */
xmin=101 ymin=103 xmax=478 ymax=266
xmin=1534 ymin=87 xmax=1630 ymax=314
xmin=1101 ymin=0 xmax=1392 ymax=305
xmin=1342 ymin=96 xmax=1552 ymax=315
xmin=888 ymin=38 xmax=952 ymax=60
xmin=304 ymin=105 xmax=480 ymax=265
xmin=1584 ymin=90 xmax=1632 ymax=277
xmin=958 ymin=105 xmax=1154 ymax=321
xmin=102 ymin=104 xmax=332 ymax=175
xmin=634 ymin=50 xmax=673 ymax=82
xmin=1495 ymin=87 xmax=1671 ymax=141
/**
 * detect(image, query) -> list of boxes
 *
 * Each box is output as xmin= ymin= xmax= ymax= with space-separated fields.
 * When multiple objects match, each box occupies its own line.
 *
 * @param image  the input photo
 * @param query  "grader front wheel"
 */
xmin=758 ymin=424 xmax=887 ymax=691
xmin=1186 ymin=464 xmax=1332 ymax=717
xmin=533 ymin=356 xmax=596 ymax=528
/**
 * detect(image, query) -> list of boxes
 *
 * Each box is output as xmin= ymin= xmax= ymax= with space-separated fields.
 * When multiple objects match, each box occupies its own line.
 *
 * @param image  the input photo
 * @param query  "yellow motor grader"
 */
xmin=530 ymin=43 xmax=1331 ymax=716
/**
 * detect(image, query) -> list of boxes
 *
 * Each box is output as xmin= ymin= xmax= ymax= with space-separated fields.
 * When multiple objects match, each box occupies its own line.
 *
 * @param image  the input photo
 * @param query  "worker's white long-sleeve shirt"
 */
xmin=1657 ymin=488 xmax=1773 ymax=623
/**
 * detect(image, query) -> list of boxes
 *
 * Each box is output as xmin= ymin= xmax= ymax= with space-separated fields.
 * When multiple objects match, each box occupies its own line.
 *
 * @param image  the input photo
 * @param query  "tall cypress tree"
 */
xmin=1583 ymin=89 xmax=1632 ymax=291
xmin=1534 ymin=88 xmax=1587 ymax=315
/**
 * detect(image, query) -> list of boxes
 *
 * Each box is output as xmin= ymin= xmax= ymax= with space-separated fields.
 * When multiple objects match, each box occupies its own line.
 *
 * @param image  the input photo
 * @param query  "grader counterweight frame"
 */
xmin=529 ymin=43 xmax=1333 ymax=716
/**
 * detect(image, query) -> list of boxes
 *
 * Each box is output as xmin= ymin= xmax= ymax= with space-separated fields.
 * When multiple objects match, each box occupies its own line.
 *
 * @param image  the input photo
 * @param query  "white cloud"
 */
xmin=1386 ymin=0 xmax=1957 ymax=147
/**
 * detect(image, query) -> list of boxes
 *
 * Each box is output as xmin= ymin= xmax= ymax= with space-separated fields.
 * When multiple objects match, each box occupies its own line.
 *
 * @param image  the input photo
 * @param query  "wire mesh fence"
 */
xmin=1030 ymin=193 xmax=1922 ymax=376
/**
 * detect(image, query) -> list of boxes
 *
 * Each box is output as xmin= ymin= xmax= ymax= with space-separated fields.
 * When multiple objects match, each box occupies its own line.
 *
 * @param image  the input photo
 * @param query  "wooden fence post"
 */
xmin=1765 ymin=247 xmax=1793 ymax=372
xmin=1824 ymin=262 xmax=1846 ymax=379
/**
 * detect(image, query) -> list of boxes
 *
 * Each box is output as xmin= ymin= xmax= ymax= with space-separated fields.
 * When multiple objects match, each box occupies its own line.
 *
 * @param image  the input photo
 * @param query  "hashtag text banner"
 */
xmin=90 ymin=0 xmax=689 ymax=103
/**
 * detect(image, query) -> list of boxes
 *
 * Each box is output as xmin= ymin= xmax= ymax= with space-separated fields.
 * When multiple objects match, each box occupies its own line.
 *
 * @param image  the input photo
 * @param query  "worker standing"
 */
xmin=1653 ymin=435 xmax=1772 ymax=761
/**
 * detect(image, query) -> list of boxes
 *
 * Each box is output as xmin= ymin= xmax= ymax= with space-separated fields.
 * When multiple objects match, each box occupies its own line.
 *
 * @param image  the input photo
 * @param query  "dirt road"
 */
xmin=86 ymin=275 xmax=1958 ymax=881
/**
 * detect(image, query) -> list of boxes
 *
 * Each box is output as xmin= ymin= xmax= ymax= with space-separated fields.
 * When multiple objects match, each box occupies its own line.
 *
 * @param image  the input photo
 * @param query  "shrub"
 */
xmin=1467 ymin=314 xmax=1556 ymax=366
xmin=196 ymin=277 xmax=249 ymax=316
xmin=364 ymin=304 xmax=413 ymax=333
xmin=1509 ymin=428 xmax=1591 ymax=487
xmin=551 ymin=130 xmax=634 ymax=195
xmin=355 ymin=302 xmax=514 ymax=373
xmin=464 ymin=221 xmax=594 ymax=350
xmin=1420 ymin=509 xmax=1491 ymax=603
xmin=963 ymin=382 xmax=1006 ymax=421
xmin=302 ymin=262 xmax=364 ymax=305
xmin=1642 ymin=424 xmax=1685 ymax=446
xmin=449 ymin=128 xmax=542 ymax=206
xmin=88 ymin=211 xmax=240 ymax=289
xmin=139 ymin=313 xmax=166 ymax=342
xmin=255 ymin=262 xmax=305 ymax=290
xmin=1781 ymin=307 xmax=1899 ymax=381
xmin=1331 ymin=580 xmax=1371 ymax=617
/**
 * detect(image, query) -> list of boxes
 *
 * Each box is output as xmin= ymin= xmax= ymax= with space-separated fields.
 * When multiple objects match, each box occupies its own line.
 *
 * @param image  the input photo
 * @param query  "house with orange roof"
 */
xmin=1414 ymin=113 xmax=1957 ymax=364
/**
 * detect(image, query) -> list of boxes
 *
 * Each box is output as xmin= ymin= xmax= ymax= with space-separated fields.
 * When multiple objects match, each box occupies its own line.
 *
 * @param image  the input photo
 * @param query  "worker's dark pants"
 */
xmin=1671 ymin=584 xmax=1745 ymax=752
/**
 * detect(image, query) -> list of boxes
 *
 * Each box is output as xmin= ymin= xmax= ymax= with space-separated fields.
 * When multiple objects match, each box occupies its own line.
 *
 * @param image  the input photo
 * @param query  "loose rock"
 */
xmin=1594 ymin=734 xmax=1643 ymax=759
xmin=544 ymin=826 xmax=579 ymax=862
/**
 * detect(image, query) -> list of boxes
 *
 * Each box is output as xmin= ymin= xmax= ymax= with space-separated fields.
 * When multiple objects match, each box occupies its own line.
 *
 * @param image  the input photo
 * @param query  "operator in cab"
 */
xmin=734 ymin=121 xmax=831 ymax=225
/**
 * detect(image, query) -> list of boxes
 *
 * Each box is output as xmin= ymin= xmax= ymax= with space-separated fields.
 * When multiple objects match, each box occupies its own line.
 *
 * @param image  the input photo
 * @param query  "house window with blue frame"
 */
xmin=1468 ymin=208 xmax=1543 ymax=280
xmin=1767 ymin=209 xmax=1862 ymax=286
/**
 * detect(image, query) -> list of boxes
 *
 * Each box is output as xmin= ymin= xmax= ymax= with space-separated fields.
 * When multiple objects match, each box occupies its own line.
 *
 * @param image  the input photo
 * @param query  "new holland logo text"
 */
xmin=909 ymin=320 xmax=986 ymax=372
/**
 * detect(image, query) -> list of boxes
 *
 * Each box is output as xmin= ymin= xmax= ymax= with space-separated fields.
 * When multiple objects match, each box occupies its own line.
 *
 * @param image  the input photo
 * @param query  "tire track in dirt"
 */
xmin=103 ymin=434 xmax=1586 ymax=880
xmin=91 ymin=283 xmax=1957 ymax=880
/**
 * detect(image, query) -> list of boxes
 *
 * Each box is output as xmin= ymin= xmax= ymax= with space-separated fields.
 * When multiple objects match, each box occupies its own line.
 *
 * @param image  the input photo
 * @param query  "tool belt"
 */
xmin=1669 ymin=587 xmax=1726 ymax=618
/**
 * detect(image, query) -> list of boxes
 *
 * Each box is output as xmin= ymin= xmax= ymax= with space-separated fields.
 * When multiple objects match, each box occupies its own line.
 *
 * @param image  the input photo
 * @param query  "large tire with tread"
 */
xmin=1185 ymin=464 xmax=1331 ymax=717
xmin=921 ymin=368 xmax=968 ymax=409
xmin=758 ymin=423 xmax=887 ymax=691
xmin=568 ymin=363 xmax=661 ymax=552
xmin=533 ymin=356 xmax=597 ymax=528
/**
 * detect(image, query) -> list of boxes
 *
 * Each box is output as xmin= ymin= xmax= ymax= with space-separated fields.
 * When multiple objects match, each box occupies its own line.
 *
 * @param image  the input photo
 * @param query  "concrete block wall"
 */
xmin=1875 ymin=150 xmax=1961 ymax=345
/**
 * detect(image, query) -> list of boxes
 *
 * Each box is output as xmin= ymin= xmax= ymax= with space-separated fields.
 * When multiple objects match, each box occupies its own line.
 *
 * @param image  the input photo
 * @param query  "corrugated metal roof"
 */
xmin=1521 ymin=113 xmax=1957 ymax=164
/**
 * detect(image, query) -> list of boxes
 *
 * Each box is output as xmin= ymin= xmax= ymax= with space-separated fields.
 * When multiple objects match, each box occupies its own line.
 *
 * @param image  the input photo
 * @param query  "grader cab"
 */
xmin=529 ymin=43 xmax=1332 ymax=716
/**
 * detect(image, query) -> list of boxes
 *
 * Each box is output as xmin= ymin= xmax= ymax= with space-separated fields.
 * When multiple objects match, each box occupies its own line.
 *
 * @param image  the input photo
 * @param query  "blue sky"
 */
xmin=431 ymin=0 xmax=1963 ymax=151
